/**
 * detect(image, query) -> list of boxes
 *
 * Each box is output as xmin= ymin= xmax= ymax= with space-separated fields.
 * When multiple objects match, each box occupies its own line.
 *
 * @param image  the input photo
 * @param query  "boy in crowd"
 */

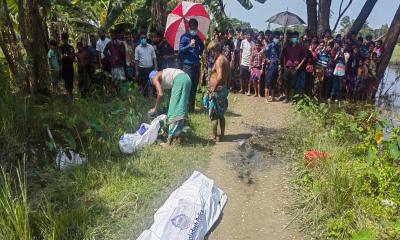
xmin=233 ymin=29 xmax=243 ymax=68
xmin=60 ymin=32 xmax=75 ymax=98
xmin=330 ymin=47 xmax=346 ymax=102
xmin=48 ymin=40 xmax=60 ymax=93
xmin=104 ymin=29 xmax=127 ymax=94
xmin=249 ymin=40 xmax=265 ymax=97
xmin=303 ymin=39 xmax=315 ymax=97
xmin=88 ymin=35 xmax=98 ymax=68
xmin=96 ymin=28 xmax=111 ymax=73
xmin=232 ymin=29 xmax=243 ymax=90
xmin=314 ymin=42 xmax=330 ymax=99
xmin=264 ymin=31 xmax=281 ymax=102
xmin=222 ymin=30 xmax=235 ymax=90
xmin=264 ymin=30 xmax=272 ymax=46
xmin=88 ymin=35 xmax=98 ymax=86
xmin=76 ymin=42 xmax=91 ymax=97
xmin=239 ymin=31 xmax=253 ymax=94
xmin=123 ymin=31 xmax=135 ymax=80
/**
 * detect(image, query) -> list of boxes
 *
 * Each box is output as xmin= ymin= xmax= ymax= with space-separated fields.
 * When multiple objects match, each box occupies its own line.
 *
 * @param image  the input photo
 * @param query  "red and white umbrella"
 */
xmin=165 ymin=1 xmax=211 ymax=50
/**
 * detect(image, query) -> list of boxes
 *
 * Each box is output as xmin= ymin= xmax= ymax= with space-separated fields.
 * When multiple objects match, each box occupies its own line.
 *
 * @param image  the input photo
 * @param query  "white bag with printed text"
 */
xmin=137 ymin=171 xmax=227 ymax=240
xmin=119 ymin=115 xmax=167 ymax=154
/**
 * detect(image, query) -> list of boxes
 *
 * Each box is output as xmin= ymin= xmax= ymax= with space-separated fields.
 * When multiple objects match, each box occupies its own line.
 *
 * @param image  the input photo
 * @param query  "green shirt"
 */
xmin=48 ymin=49 xmax=60 ymax=72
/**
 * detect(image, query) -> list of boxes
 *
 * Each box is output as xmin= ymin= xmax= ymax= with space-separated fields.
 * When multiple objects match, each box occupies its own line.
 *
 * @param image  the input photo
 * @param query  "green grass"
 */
xmin=286 ymin=98 xmax=400 ymax=239
xmin=390 ymin=44 xmax=400 ymax=64
xmin=0 ymin=167 xmax=32 ymax=240
xmin=0 ymin=84 xmax=212 ymax=239
xmin=33 ymin=113 xmax=210 ymax=240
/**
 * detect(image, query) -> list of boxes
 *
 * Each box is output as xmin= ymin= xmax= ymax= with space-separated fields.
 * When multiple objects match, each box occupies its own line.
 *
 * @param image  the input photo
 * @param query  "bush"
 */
xmin=288 ymin=97 xmax=400 ymax=239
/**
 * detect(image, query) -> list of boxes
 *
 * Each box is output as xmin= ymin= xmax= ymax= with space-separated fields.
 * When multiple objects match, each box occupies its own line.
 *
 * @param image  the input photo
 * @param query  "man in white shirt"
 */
xmin=239 ymin=31 xmax=253 ymax=94
xmin=135 ymin=34 xmax=157 ymax=97
xmin=96 ymin=28 xmax=111 ymax=73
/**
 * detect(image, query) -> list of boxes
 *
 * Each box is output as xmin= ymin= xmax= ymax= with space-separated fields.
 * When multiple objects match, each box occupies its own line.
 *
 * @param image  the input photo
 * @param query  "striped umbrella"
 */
xmin=165 ymin=1 xmax=211 ymax=50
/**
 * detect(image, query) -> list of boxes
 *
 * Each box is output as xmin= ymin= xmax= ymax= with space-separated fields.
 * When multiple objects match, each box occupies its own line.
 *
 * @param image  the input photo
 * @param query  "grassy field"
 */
xmin=0 ymin=86 xmax=212 ymax=239
xmin=286 ymin=98 xmax=400 ymax=239
xmin=390 ymin=44 xmax=400 ymax=64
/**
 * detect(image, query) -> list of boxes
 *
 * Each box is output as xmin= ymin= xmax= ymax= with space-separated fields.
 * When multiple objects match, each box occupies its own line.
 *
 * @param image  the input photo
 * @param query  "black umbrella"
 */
xmin=266 ymin=11 xmax=305 ymax=27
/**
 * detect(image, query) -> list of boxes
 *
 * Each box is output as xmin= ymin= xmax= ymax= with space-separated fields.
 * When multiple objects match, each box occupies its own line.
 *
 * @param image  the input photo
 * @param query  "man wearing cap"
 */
xmin=179 ymin=18 xmax=205 ymax=112
xmin=148 ymin=68 xmax=192 ymax=146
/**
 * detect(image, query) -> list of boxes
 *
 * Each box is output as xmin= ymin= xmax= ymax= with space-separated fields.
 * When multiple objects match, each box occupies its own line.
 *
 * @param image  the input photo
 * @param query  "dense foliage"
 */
xmin=288 ymin=97 xmax=400 ymax=239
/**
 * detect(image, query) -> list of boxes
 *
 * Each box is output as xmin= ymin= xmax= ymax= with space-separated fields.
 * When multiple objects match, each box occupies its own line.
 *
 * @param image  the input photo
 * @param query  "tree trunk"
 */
xmin=348 ymin=0 xmax=377 ymax=35
xmin=17 ymin=0 xmax=50 ymax=95
xmin=0 ymin=0 xmax=28 ymax=91
xmin=151 ymin=0 xmax=168 ymax=31
xmin=318 ymin=0 xmax=332 ymax=36
xmin=376 ymin=4 xmax=400 ymax=83
xmin=306 ymin=0 xmax=318 ymax=37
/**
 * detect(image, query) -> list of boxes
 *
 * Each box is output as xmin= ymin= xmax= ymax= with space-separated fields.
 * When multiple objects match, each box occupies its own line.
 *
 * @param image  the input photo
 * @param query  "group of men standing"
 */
xmin=207 ymin=29 xmax=283 ymax=103
xmin=48 ymin=27 xmax=174 ymax=98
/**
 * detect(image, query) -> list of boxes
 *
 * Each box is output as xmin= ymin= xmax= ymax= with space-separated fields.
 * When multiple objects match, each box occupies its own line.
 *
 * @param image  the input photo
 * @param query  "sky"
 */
xmin=224 ymin=0 xmax=399 ymax=30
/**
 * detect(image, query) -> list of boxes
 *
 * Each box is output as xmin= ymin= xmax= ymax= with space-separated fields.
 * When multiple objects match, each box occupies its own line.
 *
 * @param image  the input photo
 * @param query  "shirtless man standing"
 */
xmin=206 ymin=41 xmax=231 ymax=142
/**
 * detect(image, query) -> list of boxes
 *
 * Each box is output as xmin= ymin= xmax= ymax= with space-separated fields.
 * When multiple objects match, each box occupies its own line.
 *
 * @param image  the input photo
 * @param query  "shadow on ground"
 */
xmin=225 ymin=111 xmax=242 ymax=118
xmin=222 ymin=133 xmax=252 ymax=142
xmin=221 ymin=125 xmax=286 ymax=184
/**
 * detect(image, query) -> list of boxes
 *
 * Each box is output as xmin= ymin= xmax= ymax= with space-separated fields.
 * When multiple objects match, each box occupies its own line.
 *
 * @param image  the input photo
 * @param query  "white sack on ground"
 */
xmin=47 ymin=128 xmax=86 ymax=170
xmin=56 ymin=150 xmax=86 ymax=170
xmin=119 ymin=114 xmax=167 ymax=154
xmin=137 ymin=171 xmax=227 ymax=240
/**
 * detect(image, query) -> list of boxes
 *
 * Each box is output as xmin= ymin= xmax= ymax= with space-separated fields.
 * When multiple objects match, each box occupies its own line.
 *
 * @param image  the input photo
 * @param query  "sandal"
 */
xmin=209 ymin=137 xmax=217 ymax=144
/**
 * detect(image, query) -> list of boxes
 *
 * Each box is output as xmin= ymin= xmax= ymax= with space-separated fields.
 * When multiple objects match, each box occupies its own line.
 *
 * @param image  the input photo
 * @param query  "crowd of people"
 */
xmin=210 ymin=28 xmax=384 ymax=103
xmin=47 ymin=20 xmax=386 ymax=145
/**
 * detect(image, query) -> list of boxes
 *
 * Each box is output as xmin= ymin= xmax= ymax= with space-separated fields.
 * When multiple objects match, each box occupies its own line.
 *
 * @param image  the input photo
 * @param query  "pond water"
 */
xmin=377 ymin=65 xmax=400 ymax=109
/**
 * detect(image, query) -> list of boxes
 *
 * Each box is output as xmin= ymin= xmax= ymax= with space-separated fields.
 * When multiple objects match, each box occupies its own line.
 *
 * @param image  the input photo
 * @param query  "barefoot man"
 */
xmin=206 ymin=41 xmax=230 ymax=142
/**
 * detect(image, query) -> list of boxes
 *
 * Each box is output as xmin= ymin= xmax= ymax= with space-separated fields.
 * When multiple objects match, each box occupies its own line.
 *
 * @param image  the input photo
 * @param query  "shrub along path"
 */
xmin=206 ymin=94 xmax=305 ymax=240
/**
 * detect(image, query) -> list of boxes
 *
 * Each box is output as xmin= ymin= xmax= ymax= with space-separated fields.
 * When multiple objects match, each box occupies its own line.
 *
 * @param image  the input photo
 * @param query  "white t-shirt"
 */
xmin=96 ymin=38 xmax=111 ymax=59
xmin=135 ymin=44 xmax=156 ymax=68
xmin=161 ymin=68 xmax=185 ymax=89
xmin=240 ymin=39 xmax=253 ymax=67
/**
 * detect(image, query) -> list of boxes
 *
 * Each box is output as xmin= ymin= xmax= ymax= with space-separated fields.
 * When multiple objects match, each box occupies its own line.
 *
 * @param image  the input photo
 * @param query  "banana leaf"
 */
xmin=236 ymin=0 xmax=253 ymax=10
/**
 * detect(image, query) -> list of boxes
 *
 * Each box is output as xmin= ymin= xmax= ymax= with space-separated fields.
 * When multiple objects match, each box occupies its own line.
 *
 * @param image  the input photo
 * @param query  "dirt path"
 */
xmin=205 ymin=94 xmax=305 ymax=240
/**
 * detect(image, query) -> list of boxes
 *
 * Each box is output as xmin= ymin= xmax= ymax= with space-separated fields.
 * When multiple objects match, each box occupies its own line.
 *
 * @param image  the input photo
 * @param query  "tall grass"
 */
xmin=287 ymin=98 xmax=400 ymax=239
xmin=0 ymin=165 xmax=32 ymax=240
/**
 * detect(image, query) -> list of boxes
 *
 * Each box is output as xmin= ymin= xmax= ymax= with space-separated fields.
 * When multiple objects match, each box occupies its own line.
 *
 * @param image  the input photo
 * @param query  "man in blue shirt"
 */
xmin=264 ymin=31 xmax=281 ymax=102
xmin=179 ymin=18 xmax=205 ymax=112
